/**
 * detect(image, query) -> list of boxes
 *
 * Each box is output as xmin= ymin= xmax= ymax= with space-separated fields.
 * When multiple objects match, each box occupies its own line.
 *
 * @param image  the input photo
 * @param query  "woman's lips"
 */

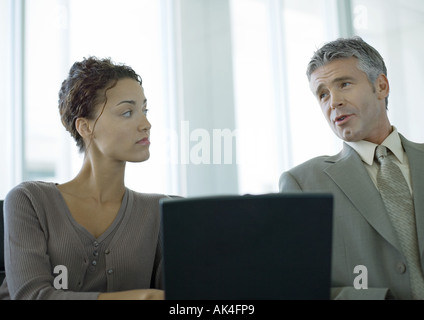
xmin=136 ymin=137 xmax=150 ymax=145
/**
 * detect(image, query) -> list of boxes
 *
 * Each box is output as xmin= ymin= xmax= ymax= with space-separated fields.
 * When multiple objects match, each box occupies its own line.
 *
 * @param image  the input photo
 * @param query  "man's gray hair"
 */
xmin=306 ymin=36 xmax=388 ymax=107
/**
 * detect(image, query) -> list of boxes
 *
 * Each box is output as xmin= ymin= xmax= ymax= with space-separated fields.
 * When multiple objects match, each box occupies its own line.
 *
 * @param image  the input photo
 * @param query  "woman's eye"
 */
xmin=123 ymin=110 xmax=132 ymax=118
xmin=143 ymin=108 xmax=149 ymax=116
xmin=341 ymin=82 xmax=351 ymax=88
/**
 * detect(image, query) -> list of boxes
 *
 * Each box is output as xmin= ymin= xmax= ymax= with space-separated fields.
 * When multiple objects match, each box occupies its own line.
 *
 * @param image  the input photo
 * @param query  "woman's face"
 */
xmin=87 ymin=77 xmax=151 ymax=163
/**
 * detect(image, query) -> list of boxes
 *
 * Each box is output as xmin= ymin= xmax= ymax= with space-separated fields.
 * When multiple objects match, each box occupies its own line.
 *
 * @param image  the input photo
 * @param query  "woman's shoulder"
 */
xmin=129 ymin=189 xmax=172 ymax=202
xmin=128 ymin=189 xmax=184 ymax=209
xmin=5 ymin=181 xmax=59 ymax=208
xmin=6 ymin=181 xmax=57 ymax=198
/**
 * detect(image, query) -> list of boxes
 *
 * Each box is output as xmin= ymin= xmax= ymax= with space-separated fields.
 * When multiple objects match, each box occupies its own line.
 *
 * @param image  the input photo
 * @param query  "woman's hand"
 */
xmin=98 ymin=289 xmax=165 ymax=300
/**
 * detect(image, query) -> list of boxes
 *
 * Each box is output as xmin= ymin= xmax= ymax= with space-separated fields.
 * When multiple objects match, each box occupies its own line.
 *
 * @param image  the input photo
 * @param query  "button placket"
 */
xmin=89 ymin=241 xmax=100 ymax=272
xmin=105 ymin=248 xmax=113 ymax=276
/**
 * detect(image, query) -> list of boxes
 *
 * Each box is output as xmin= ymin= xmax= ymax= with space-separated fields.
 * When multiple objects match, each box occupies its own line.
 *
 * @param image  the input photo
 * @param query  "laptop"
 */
xmin=160 ymin=192 xmax=333 ymax=300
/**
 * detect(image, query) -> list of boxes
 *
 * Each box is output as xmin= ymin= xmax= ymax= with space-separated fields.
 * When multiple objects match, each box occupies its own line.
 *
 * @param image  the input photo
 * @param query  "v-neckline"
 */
xmin=53 ymin=183 xmax=129 ymax=242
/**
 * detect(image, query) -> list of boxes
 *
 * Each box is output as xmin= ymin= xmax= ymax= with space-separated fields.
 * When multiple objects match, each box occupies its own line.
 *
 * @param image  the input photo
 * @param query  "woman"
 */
xmin=0 ymin=57 xmax=167 ymax=299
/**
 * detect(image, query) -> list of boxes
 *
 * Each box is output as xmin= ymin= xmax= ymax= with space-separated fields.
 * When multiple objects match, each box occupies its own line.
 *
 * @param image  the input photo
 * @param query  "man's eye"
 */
xmin=319 ymin=93 xmax=328 ymax=100
xmin=342 ymin=82 xmax=351 ymax=88
xmin=123 ymin=110 xmax=132 ymax=117
xmin=143 ymin=109 xmax=149 ymax=116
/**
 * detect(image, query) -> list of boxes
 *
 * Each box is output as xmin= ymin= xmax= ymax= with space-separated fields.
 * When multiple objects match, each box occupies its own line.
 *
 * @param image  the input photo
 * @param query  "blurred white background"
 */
xmin=1 ymin=0 xmax=423 ymax=198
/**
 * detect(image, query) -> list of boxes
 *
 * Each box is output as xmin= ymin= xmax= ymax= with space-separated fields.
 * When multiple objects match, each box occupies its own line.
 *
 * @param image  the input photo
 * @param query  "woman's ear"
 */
xmin=75 ymin=117 xmax=93 ymax=139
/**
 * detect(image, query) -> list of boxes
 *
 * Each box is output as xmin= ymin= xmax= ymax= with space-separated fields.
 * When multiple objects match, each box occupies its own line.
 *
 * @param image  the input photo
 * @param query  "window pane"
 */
xmin=0 ymin=0 xmax=14 ymax=198
xmin=230 ymin=0 xmax=341 ymax=194
xmin=230 ymin=0 xmax=280 ymax=194
xmin=24 ymin=0 xmax=68 ymax=181
xmin=352 ymin=0 xmax=424 ymax=142
xmin=23 ymin=0 xmax=174 ymax=194
xmin=282 ymin=0 xmax=342 ymax=167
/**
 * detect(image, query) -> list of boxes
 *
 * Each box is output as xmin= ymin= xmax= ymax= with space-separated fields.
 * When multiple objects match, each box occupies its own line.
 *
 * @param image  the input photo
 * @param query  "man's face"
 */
xmin=309 ymin=57 xmax=390 ymax=144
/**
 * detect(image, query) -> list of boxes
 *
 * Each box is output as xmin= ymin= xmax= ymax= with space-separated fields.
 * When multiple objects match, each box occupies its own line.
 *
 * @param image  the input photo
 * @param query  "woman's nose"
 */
xmin=139 ymin=114 xmax=151 ymax=132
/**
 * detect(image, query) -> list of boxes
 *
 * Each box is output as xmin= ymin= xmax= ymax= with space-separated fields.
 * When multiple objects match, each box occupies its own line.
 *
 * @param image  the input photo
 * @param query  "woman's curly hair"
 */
xmin=58 ymin=56 xmax=142 ymax=152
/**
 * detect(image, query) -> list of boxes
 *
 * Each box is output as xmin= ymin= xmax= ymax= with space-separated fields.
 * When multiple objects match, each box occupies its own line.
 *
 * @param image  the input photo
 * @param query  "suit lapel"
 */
xmin=324 ymin=143 xmax=401 ymax=251
xmin=401 ymin=135 xmax=424 ymax=253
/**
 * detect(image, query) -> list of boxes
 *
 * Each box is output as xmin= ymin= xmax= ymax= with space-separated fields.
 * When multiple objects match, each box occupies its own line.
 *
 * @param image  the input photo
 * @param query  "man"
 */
xmin=279 ymin=36 xmax=424 ymax=299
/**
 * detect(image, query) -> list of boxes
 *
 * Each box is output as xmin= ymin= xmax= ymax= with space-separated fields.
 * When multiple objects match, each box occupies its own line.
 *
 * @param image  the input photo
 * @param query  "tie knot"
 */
xmin=375 ymin=145 xmax=388 ymax=162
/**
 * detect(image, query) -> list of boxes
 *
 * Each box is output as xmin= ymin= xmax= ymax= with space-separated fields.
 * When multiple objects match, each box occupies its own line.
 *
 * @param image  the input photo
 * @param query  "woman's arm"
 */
xmin=98 ymin=289 xmax=164 ymax=300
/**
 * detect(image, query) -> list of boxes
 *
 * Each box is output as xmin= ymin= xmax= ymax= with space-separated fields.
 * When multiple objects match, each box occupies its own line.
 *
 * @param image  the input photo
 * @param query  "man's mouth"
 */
xmin=335 ymin=114 xmax=353 ymax=125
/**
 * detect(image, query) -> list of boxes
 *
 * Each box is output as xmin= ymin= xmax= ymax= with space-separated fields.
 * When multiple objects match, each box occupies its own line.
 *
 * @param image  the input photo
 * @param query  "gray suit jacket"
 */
xmin=279 ymin=134 xmax=424 ymax=300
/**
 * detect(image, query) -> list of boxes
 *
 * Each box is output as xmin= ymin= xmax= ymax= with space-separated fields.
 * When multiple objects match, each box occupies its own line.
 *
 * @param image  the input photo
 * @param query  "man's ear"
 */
xmin=75 ymin=117 xmax=93 ymax=139
xmin=376 ymin=73 xmax=390 ymax=100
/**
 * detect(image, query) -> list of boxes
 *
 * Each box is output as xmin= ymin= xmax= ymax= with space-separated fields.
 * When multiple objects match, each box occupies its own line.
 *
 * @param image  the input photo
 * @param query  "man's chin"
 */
xmin=336 ymin=129 xmax=360 ymax=142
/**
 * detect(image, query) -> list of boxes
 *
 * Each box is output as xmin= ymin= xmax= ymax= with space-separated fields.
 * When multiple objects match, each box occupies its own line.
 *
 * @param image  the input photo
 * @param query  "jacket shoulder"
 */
xmin=287 ymin=155 xmax=334 ymax=174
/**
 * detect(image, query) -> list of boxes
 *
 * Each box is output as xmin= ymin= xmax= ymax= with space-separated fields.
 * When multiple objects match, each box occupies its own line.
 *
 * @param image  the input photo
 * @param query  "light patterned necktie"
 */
xmin=376 ymin=145 xmax=424 ymax=299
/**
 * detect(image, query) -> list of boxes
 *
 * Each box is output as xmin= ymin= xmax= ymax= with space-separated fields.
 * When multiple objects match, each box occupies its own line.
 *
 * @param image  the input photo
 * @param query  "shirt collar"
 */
xmin=346 ymin=126 xmax=405 ymax=165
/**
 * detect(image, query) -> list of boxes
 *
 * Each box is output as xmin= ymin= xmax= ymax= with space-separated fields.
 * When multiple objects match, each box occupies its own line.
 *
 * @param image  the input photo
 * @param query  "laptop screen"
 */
xmin=160 ymin=193 xmax=333 ymax=300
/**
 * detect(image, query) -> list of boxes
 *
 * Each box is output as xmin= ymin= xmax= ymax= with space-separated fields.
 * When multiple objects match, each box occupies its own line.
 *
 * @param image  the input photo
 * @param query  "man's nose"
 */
xmin=330 ymin=92 xmax=345 ymax=109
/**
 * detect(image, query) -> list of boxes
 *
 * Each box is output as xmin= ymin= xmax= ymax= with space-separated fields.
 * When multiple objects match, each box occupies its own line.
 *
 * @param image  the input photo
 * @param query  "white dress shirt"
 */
xmin=346 ymin=126 xmax=413 ymax=195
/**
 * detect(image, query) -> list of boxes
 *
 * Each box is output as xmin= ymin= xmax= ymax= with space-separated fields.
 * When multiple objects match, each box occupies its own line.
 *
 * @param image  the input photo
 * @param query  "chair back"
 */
xmin=0 ymin=200 xmax=4 ymax=283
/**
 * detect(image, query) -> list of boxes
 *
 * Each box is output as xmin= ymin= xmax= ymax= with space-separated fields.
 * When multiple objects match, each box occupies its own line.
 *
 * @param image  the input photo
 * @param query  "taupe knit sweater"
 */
xmin=0 ymin=181 xmax=167 ymax=299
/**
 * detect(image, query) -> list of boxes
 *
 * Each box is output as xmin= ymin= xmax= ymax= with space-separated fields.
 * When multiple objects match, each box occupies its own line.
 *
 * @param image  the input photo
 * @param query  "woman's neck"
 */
xmin=60 ymin=154 xmax=127 ymax=204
